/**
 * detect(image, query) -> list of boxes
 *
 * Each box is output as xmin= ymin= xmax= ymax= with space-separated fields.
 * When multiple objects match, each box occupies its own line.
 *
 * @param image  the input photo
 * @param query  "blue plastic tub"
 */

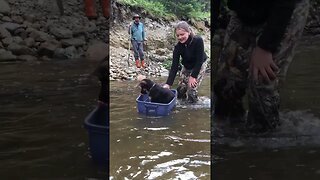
xmin=84 ymin=105 xmax=108 ymax=165
xmin=136 ymin=89 xmax=177 ymax=116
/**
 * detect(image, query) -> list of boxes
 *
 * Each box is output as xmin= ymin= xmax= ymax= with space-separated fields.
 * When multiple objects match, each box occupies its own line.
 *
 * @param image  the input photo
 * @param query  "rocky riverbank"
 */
xmin=109 ymin=0 xmax=211 ymax=81
xmin=0 ymin=0 xmax=109 ymax=62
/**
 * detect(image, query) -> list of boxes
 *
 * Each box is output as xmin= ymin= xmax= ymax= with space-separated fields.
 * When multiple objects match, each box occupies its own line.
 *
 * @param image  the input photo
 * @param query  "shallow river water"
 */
xmin=0 ymin=60 xmax=107 ymax=179
xmin=110 ymin=76 xmax=211 ymax=179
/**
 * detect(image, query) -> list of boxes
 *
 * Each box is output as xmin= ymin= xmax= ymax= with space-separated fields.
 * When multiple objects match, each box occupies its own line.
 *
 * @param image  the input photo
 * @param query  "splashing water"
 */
xmin=213 ymin=110 xmax=320 ymax=148
xmin=176 ymin=96 xmax=211 ymax=109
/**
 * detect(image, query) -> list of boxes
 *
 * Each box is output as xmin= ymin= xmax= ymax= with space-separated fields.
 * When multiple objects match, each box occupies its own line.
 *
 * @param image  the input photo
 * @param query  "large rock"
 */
xmin=152 ymin=38 xmax=167 ymax=49
xmin=26 ymin=27 xmax=36 ymax=34
xmin=0 ymin=0 xmax=10 ymax=15
xmin=53 ymin=48 xmax=68 ymax=59
xmin=38 ymin=40 xmax=61 ymax=57
xmin=155 ymin=48 xmax=167 ymax=56
xmin=53 ymin=46 xmax=81 ymax=59
xmin=191 ymin=19 xmax=206 ymax=31
xmin=86 ymin=22 xmax=97 ymax=33
xmin=0 ymin=50 xmax=17 ymax=61
xmin=49 ymin=26 xmax=73 ymax=39
xmin=31 ymin=23 xmax=41 ymax=30
xmin=2 ymin=37 xmax=12 ymax=46
xmin=23 ymin=14 xmax=36 ymax=23
xmin=22 ymin=37 xmax=35 ymax=47
xmin=12 ymin=36 xmax=23 ymax=44
xmin=1 ymin=22 xmax=23 ymax=33
xmin=0 ymin=26 xmax=11 ymax=39
xmin=29 ymin=30 xmax=50 ymax=42
xmin=64 ymin=46 xmax=79 ymax=59
xmin=23 ymin=21 xmax=33 ymax=28
xmin=72 ymin=27 xmax=87 ymax=36
xmin=11 ymin=16 xmax=24 ymax=24
xmin=2 ymin=16 xmax=11 ymax=22
xmin=61 ymin=38 xmax=86 ymax=47
xmin=7 ymin=43 xmax=35 ymax=56
xmin=85 ymin=41 xmax=109 ymax=61
xmin=14 ymin=28 xmax=28 ymax=39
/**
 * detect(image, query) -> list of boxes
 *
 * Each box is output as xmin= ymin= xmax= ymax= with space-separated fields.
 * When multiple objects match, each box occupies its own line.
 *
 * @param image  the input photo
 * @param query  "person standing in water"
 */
xmin=163 ymin=21 xmax=208 ymax=103
xmin=213 ymin=0 xmax=310 ymax=133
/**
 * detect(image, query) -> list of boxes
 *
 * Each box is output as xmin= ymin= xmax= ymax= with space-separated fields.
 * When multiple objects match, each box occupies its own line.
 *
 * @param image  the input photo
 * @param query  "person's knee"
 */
xmin=187 ymin=89 xmax=198 ymax=103
xmin=248 ymin=78 xmax=278 ymax=97
xmin=177 ymin=85 xmax=187 ymax=99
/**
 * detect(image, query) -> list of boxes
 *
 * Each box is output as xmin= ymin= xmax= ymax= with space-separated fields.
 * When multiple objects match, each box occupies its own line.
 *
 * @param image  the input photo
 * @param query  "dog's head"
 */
xmin=140 ymin=79 xmax=155 ymax=94
xmin=137 ymin=75 xmax=155 ymax=94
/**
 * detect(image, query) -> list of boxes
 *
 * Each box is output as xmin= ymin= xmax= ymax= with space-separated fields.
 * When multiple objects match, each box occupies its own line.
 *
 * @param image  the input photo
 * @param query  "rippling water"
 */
xmin=110 ymin=77 xmax=211 ymax=179
xmin=0 ymin=60 xmax=107 ymax=179
xmin=213 ymin=44 xmax=320 ymax=179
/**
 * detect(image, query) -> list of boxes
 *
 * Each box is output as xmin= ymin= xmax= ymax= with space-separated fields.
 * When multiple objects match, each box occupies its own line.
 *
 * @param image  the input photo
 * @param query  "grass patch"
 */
xmin=117 ymin=0 xmax=210 ymax=20
xmin=162 ymin=58 xmax=172 ymax=70
xmin=118 ymin=0 xmax=172 ymax=17
xmin=190 ymin=11 xmax=210 ymax=21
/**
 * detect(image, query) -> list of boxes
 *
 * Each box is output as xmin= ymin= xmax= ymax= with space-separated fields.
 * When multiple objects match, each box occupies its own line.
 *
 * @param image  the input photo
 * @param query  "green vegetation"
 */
xmin=162 ymin=58 xmax=172 ymax=70
xmin=119 ymin=0 xmax=171 ymax=17
xmin=117 ymin=0 xmax=210 ymax=20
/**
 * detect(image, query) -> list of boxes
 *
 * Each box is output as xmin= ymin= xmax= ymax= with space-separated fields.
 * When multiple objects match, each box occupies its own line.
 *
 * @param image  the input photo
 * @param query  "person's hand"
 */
xmin=188 ymin=76 xmax=197 ymax=88
xmin=163 ymin=84 xmax=170 ymax=89
xmin=250 ymin=46 xmax=279 ymax=83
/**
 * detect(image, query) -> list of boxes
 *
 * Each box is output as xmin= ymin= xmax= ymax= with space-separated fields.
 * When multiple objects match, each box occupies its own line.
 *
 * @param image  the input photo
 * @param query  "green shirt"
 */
xmin=129 ymin=22 xmax=145 ymax=42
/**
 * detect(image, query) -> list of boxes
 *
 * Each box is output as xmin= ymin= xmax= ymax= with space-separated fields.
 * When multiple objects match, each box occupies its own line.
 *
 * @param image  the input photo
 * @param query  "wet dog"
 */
xmin=137 ymin=75 xmax=175 ymax=104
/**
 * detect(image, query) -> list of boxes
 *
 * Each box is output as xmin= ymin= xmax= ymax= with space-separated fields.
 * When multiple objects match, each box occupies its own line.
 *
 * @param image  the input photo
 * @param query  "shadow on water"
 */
xmin=213 ymin=44 xmax=320 ymax=179
xmin=0 ymin=60 xmax=107 ymax=179
xmin=110 ymin=76 xmax=211 ymax=179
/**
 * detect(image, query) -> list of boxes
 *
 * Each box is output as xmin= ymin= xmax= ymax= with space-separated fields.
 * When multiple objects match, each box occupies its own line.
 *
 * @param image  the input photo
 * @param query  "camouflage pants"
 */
xmin=213 ymin=0 xmax=310 ymax=131
xmin=178 ymin=60 xmax=207 ymax=103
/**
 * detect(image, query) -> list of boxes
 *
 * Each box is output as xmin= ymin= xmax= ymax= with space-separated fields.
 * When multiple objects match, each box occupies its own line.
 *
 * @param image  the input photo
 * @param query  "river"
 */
xmin=109 ymin=76 xmax=211 ymax=179
xmin=213 ymin=42 xmax=320 ymax=180
xmin=0 ymin=60 xmax=107 ymax=179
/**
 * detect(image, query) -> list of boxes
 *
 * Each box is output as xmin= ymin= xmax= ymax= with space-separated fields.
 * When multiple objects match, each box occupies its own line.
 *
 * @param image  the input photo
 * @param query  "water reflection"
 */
xmin=0 ymin=60 xmax=107 ymax=179
xmin=110 ymin=77 xmax=211 ymax=179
